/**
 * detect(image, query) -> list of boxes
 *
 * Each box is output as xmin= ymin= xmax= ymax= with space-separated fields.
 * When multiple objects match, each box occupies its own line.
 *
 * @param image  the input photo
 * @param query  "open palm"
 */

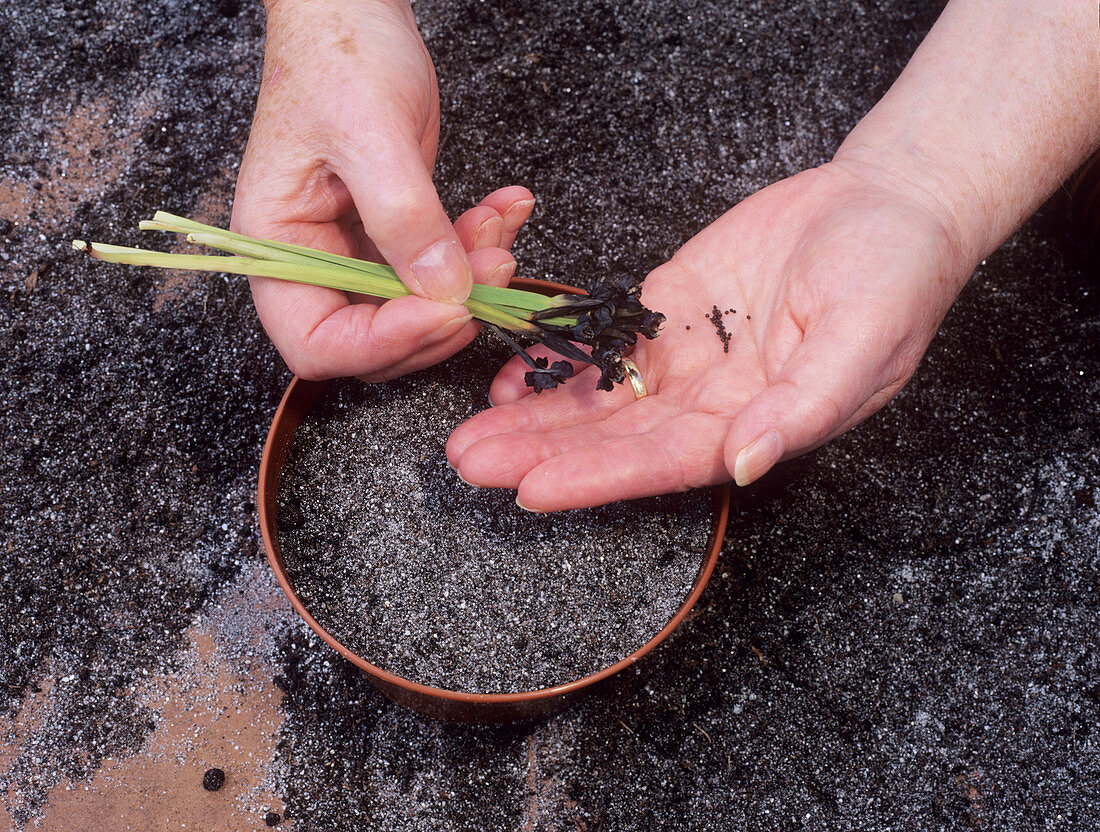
xmin=447 ymin=162 xmax=970 ymax=511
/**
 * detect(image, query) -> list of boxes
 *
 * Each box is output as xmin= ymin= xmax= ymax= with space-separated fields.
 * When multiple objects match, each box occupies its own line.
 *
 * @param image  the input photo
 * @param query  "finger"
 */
xmin=513 ymin=412 xmax=732 ymax=511
xmin=447 ymin=363 xmax=632 ymax=464
xmin=477 ymin=186 xmax=535 ymax=249
xmin=360 ymin=248 xmax=518 ymax=381
xmin=249 ymin=276 xmax=471 ymax=379
xmin=723 ymin=312 xmax=901 ymax=486
xmin=454 ymin=205 xmax=505 ymax=251
xmin=337 ymin=136 xmax=472 ymax=304
xmin=360 ymin=319 xmax=482 ymax=383
xmin=343 ymin=247 xmax=516 ymax=305
xmin=468 ymin=246 xmax=518 ymax=287
xmin=454 ymin=187 xmax=536 ymax=253
xmin=349 ymin=219 xmax=386 ymax=263
xmin=831 ymin=379 xmax=909 ymax=439
xmin=453 ymin=394 xmax=676 ymax=488
xmin=487 ymin=344 xmax=594 ymax=406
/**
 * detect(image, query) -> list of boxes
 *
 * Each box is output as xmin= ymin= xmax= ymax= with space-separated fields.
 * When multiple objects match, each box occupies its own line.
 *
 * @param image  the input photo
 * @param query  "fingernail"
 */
xmin=515 ymin=495 xmax=538 ymax=512
xmin=455 ymin=467 xmax=476 ymax=487
xmin=410 ymin=240 xmax=472 ymax=303
xmin=504 ymin=198 xmax=536 ymax=228
xmin=734 ymin=430 xmax=784 ymax=487
xmin=473 ymin=216 xmax=504 ymax=248
xmin=487 ymin=392 xmax=496 ymax=407
xmin=491 ymin=258 xmax=517 ymax=285
xmin=419 ymin=311 xmax=472 ymax=348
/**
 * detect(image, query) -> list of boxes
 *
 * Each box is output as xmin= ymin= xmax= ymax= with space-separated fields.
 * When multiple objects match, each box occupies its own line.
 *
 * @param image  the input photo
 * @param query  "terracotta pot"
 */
xmin=257 ymin=277 xmax=730 ymax=724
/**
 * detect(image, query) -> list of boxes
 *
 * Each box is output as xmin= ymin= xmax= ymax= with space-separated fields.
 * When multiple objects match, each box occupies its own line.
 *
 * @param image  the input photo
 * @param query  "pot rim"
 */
xmin=258 ymin=276 xmax=729 ymax=706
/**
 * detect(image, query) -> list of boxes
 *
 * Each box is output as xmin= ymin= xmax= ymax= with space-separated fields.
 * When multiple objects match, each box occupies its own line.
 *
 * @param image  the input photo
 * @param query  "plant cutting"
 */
xmin=73 ymin=213 xmax=665 ymax=392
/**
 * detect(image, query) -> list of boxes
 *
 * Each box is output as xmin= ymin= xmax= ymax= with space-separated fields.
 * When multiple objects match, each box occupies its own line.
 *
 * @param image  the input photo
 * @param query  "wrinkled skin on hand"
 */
xmin=233 ymin=0 xmax=533 ymax=381
xmin=448 ymin=161 xmax=970 ymax=511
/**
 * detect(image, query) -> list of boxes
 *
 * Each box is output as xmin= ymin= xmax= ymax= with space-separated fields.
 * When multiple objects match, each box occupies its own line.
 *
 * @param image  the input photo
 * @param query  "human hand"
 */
xmin=232 ymin=0 xmax=534 ymax=380
xmin=449 ymin=0 xmax=1097 ymax=512
xmin=447 ymin=161 xmax=971 ymax=510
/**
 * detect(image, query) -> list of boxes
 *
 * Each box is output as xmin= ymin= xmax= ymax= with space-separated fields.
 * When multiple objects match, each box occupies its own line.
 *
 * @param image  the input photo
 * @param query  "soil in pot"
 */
xmin=277 ymin=336 xmax=713 ymax=694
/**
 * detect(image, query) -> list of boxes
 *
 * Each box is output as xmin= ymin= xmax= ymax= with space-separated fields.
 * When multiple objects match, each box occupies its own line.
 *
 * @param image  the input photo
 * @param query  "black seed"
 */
xmin=707 ymin=306 xmax=732 ymax=353
xmin=265 ymin=811 xmax=282 ymax=827
xmin=202 ymin=767 xmax=225 ymax=791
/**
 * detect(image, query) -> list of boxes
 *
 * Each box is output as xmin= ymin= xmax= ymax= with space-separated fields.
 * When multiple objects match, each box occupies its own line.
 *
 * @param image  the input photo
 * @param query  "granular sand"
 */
xmin=277 ymin=338 xmax=713 ymax=694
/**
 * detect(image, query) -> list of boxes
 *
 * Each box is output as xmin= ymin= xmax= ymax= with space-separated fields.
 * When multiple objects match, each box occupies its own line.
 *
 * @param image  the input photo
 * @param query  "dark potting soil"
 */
xmin=277 ymin=337 xmax=714 ymax=694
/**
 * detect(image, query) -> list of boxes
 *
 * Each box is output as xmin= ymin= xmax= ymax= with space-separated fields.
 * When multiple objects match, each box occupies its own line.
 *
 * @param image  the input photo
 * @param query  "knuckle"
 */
xmin=807 ymin=390 xmax=846 ymax=434
xmin=773 ymin=379 xmax=844 ymax=444
xmin=290 ymin=325 xmax=344 ymax=381
xmin=283 ymin=354 xmax=320 ymax=381
xmin=368 ymin=187 xmax=434 ymax=242
xmin=283 ymin=348 xmax=327 ymax=381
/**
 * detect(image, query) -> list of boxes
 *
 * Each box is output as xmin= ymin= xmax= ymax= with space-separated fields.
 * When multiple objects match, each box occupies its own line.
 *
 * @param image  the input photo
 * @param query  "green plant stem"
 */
xmin=491 ymin=304 xmax=577 ymax=328
xmin=75 ymin=241 xmax=411 ymax=298
xmin=185 ymin=231 xmax=396 ymax=280
xmin=145 ymin=212 xmax=558 ymax=314
xmin=74 ymin=240 xmax=552 ymax=334
xmin=76 ymin=213 xmax=588 ymax=337
xmin=463 ymin=298 xmax=540 ymax=333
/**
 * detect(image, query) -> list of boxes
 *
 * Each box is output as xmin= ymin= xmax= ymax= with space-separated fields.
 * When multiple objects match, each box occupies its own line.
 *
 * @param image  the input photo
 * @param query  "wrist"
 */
xmin=828 ymin=143 xmax=974 ymax=287
xmin=261 ymin=0 xmax=420 ymax=68
xmin=831 ymin=138 xmax=976 ymax=269
xmin=265 ymin=0 xmax=413 ymax=19
xmin=833 ymin=0 xmax=1100 ymax=275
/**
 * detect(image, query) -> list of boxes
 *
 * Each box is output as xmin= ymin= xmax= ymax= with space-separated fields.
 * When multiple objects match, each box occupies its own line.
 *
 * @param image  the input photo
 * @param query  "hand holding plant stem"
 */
xmin=447 ymin=0 xmax=1100 ymax=511
xmin=233 ymin=0 xmax=532 ymax=381
xmin=74 ymin=213 xmax=665 ymax=393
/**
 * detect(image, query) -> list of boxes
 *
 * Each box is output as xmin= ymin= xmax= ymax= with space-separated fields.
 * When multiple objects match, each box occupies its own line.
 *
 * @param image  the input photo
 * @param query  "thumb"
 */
xmin=724 ymin=314 xmax=900 ymax=486
xmin=338 ymin=136 xmax=472 ymax=304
